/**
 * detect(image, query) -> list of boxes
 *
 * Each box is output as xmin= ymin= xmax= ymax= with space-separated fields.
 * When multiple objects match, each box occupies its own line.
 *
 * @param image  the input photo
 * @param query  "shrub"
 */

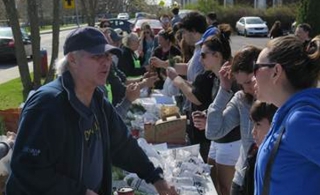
xmin=297 ymin=0 xmax=320 ymax=36
xmin=184 ymin=2 xmax=297 ymax=33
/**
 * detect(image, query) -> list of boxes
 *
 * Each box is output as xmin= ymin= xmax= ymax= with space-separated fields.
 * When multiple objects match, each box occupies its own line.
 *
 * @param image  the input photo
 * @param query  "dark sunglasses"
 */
xmin=144 ymin=31 xmax=150 ymax=34
xmin=200 ymin=52 xmax=216 ymax=59
xmin=253 ymin=62 xmax=277 ymax=76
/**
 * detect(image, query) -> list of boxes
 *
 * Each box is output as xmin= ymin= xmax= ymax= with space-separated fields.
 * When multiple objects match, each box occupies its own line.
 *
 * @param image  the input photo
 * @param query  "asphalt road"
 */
xmin=0 ymin=32 xmax=269 ymax=84
xmin=0 ymin=30 xmax=71 ymax=84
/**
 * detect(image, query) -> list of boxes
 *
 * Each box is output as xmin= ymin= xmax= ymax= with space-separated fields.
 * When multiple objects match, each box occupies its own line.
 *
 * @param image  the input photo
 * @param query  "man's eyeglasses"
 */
xmin=90 ymin=52 xmax=111 ymax=60
xmin=200 ymin=51 xmax=215 ymax=59
xmin=253 ymin=62 xmax=277 ymax=76
xmin=144 ymin=31 xmax=150 ymax=35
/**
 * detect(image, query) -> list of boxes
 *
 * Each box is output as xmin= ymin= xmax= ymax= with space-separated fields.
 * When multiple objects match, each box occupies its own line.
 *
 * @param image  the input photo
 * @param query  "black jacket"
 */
xmin=118 ymin=46 xmax=146 ymax=77
xmin=6 ymin=71 xmax=161 ymax=195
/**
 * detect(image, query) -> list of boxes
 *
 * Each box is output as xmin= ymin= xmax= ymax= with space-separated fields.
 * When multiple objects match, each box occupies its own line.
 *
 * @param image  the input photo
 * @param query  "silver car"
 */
xmin=236 ymin=16 xmax=268 ymax=37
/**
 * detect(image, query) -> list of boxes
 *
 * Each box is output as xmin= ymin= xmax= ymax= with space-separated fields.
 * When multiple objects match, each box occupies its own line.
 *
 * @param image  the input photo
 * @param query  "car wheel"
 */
xmin=244 ymin=30 xmax=248 ymax=37
xmin=236 ymin=29 xmax=240 ymax=35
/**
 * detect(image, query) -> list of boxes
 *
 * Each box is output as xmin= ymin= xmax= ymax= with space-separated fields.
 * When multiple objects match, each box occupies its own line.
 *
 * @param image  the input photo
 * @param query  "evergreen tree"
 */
xmin=297 ymin=0 xmax=320 ymax=36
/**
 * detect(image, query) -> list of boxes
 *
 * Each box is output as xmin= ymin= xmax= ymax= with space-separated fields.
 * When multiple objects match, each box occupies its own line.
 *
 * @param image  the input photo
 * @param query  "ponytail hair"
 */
xmin=202 ymin=23 xmax=232 ymax=61
xmin=158 ymin=28 xmax=175 ymax=44
xmin=267 ymin=35 xmax=320 ymax=89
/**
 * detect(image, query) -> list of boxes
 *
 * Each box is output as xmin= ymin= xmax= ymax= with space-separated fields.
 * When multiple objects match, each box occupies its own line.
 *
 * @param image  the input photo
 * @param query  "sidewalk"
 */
xmin=0 ymin=25 xmax=82 ymax=85
xmin=0 ymin=62 xmax=34 ymax=84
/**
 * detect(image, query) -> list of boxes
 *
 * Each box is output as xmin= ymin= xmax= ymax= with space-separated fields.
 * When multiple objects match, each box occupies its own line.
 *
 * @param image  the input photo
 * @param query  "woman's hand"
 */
xmin=153 ymin=180 xmax=178 ymax=195
xmin=166 ymin=67 xmax=179 ymax=80
xmin=6 ymin=131 xmax=16 ymax=143
xmin=142 ymin=75 xmax=159 ymax=88
xmin=192 ymin=111 xmax=207 ymax=130
xmin=219 ymin=61 xmax=233 ymax=91
xmin=150 ymin=57 xmax=168 ymax=68
xmin=6 ymin=131 xmax=16 ymax=148
xmin=125 ymin=83 xmax=140 ymax=102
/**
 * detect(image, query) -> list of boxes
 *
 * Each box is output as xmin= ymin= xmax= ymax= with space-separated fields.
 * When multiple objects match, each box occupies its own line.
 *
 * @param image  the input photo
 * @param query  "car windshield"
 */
xmin=246 ymin=18 xmax=263 ymax=24
xmin=136 ymin=20 xmax=162 ymax=28
xmin=0 ymin=28 xmax=29 ymax=39
xmin=0 ymin=28 xmax=13 ymax=37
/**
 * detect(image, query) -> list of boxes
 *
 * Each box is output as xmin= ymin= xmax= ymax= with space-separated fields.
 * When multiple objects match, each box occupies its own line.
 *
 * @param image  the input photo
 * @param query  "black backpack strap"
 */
xmin=262 ymin=125 xmax=285 ymax=195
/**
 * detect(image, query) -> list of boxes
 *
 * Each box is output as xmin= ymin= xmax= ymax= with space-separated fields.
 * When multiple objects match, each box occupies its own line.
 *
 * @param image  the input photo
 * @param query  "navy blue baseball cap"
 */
xmin=195 ymin=27 xmax=218 ymax=45
xmin=63 ymin=26 xmax=121 ymax=57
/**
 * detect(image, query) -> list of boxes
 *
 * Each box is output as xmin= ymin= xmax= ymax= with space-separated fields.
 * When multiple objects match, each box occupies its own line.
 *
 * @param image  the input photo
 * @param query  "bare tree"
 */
xmin=79 ymin=0 xmax=98 ymax=26
xmin=45 ymin=0 xmax=61 ymax=83
xmin=27 ymin=0 xmax=42 ymax=88
xmin=2 ymin=0 xmax=33 ymax=98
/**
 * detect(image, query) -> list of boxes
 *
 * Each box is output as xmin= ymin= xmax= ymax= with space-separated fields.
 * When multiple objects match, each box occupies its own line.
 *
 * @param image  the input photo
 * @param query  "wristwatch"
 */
xmin=0 ymin=141 xmax=12 ymax=154
xmin=148 ymin=167 xmax=164 ymax=184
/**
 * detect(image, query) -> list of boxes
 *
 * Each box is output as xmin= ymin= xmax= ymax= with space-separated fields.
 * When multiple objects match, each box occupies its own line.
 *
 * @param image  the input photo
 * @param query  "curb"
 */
xmin=39 ymin=24 xmax=88 ymax=34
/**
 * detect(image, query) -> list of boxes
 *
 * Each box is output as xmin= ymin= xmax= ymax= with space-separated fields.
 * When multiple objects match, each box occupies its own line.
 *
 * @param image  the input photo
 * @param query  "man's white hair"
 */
xmin=55 ymin=56 xmax=69 ymax=76
xmin=55 ymin=51 xmax=81 ymax=76
xmin=122 ymin=32 xmax=139 ymax=47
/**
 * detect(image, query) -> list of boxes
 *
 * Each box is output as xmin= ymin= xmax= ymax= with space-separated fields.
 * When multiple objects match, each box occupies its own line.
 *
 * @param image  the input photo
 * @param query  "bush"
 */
xmin=185 ymin=2 xmax=298 ymax=33
xmin=297 ymin=0 xmax=320 ymax=36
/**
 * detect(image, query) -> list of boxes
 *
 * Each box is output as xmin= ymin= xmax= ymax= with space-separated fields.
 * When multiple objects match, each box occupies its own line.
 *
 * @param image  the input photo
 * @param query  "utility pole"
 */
xmin=75 ymin=0 xmax=80 ymax=26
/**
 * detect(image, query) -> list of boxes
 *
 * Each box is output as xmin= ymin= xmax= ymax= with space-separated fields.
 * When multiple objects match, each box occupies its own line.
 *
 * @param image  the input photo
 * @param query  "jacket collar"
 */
xmin=60 ymin=71 xmax=105 ymax=118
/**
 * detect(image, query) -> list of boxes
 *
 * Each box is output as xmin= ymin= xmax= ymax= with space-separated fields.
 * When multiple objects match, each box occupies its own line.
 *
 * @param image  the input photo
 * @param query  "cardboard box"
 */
xmin=0 ymin=108 xmax=21 ymax=133
xmin=144 ymin=115 xmax=187 ymax=145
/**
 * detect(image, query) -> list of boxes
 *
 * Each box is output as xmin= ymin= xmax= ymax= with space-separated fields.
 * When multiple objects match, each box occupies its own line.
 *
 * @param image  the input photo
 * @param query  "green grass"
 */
xmin=0 ymin=78 xmax=24 ymax=110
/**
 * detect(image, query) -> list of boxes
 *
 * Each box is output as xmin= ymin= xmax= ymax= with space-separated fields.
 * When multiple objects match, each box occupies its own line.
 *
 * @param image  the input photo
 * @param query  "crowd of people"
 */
xmin=3 ymin=7 xmax=320 ymax=195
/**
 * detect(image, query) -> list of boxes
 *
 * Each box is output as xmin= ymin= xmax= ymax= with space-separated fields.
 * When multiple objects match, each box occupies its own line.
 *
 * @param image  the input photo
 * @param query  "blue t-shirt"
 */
xmin=80 ymin=100 xmax=103 ymax=192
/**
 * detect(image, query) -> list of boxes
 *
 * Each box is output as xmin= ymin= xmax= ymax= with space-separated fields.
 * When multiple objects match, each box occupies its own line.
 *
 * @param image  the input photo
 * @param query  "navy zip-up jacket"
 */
xmin=6 ymin=71 xmax=161 ymax=195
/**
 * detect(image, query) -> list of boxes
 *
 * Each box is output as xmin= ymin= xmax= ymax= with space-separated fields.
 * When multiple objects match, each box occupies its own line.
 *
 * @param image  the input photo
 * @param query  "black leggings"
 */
xmin=230 ymin=182 xmax=244 ymax=195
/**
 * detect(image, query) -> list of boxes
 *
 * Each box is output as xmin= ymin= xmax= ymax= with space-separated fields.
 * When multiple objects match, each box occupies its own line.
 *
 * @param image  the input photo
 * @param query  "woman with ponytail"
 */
xmin=167 ymin=24 xmax=241 ymax=195
xmin=254 ymin=35 xmax=320 ymax=195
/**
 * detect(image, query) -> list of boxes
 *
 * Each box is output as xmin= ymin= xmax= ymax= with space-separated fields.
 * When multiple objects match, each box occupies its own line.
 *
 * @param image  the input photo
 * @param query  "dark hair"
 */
xmin=231 ymin=45 xmax=262 ymax=74
xmin=180 ymin=38 xmax=195 ymax=62
xmin=99 ymin=19 xmax=109 ymax=28
xmin=206 ymin=12 xmax=217 ymax=21
xmin=250 ymin=100 xmax=278 ymax=123
xmin=270 ymin=21 xmax=281 ymax=32
xmin=172 ymin=7 xmax=179 ymax=15
xmin=266 ymin=35 xmax=320 ymax=89
xmin=141 ymin=23 xmax=155 ymax=38
xmin=180 ymin=12 xmax=207 ymax=34
xmin=175 ymin=29 xmax=183 ymax=42
xmin=158 ymin=28 xmax=175 ymax=43
xmin=202 ymin=24 xmax=232 ymax=61
xmin=172 ymin=22 xmax=181 ymax=35
xmin=297 ymin=23 xmax=312 ymax=35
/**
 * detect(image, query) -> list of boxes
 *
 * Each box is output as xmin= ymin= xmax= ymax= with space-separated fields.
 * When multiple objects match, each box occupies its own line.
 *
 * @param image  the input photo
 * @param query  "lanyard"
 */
xmin=132 ymin=53 xmax=141 ymax=68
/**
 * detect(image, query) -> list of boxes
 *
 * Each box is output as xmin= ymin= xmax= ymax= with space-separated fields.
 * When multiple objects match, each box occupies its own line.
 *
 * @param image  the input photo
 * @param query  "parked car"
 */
xmin=0 ymin=27 xmax=32 ymax=60
xmin=135 ymin=12 xmax=148 ymax=19
xmin=132 ymin=18 xmax=163 ymax=35
xmin=106 ymin=18 xmax=132 ymax=33
xmin=235 ymin=16 xmax=269 ymax=37
xmin=117 ymin=13 xmax=130 ymax=20
xmin=178 ymin=9 xmax=195 ymax=19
